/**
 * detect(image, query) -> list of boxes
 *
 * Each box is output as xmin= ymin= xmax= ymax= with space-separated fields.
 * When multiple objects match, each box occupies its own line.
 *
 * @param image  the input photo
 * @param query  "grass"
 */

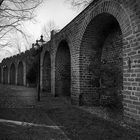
xmin=46 ymin=105 xmax=140 ymax=140
xmin=0 ymin=85 xmax=139 ymax=139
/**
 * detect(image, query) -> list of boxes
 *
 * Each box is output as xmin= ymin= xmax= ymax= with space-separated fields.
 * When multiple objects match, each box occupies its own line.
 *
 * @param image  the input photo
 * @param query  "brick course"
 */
xmin=55 ymin=40 xmax=71 ymax=97
xmin=17 ymin=61 xmax=24 ymax=85
xmin=10 ymin=63 xmax=16 ymax=85
xmin=42 ymin=51 xmax=51 ymax=93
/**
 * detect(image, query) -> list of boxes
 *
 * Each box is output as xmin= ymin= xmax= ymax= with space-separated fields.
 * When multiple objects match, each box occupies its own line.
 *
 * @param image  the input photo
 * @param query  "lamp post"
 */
xmin=33 ymin=35 xmax=45 ymax=101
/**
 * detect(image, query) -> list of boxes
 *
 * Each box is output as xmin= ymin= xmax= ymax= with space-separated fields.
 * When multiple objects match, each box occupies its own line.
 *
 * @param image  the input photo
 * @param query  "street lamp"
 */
xmin=33 ymin=35 xmax=45 ymax=101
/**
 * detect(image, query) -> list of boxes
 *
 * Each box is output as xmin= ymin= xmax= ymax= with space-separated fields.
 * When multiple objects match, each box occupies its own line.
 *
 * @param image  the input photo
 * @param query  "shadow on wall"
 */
xmin=79 ymin=13 xmax=123 ymax=115
xmin=17 ymin=61 xmax=24 ymax=86
xmin=26 ymin=61 xmax=38 ymax=87
xmin=55 ymin=40 xmax=71 ymax=97
xmin=42 ymin=51 xmax=51 ymax=93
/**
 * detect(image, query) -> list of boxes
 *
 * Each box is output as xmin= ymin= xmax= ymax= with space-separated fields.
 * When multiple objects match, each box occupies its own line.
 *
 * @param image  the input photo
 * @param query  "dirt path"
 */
xmin=0 ymin=85 xmax=140 ymax=140
xmin=0 ymin=85 xmax=69 ymax=140
xmin=37 ymin=97 xmax=140 ymax=140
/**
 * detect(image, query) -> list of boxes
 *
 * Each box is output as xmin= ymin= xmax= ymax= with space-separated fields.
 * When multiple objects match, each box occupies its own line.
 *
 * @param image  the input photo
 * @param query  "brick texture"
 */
xmin=3 ymin=66 xmax=8 ymax=84
xmin=10 ymin=63 xmax=16 ymax=85
xmin=1 ymin=0 xmax=140 ymax=125
xmin=17 ymin=61 xmax=24 ymax=85
xmin=42 ymin=51 xmax=51 ymax=93
xmin=79 ymin=14 xmax=123 ymax=107
xmin=55 ymin=40 xmax=71 ymax=97
xmin=0 ymin=67 xmax=1 ymax=83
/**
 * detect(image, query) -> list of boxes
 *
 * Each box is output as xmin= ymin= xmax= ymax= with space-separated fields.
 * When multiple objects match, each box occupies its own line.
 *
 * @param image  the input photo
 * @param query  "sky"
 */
xmin=25 ymin=0 xmax=79 ymax=40
xmin=0 ymin=0 xmax=79 ymax=61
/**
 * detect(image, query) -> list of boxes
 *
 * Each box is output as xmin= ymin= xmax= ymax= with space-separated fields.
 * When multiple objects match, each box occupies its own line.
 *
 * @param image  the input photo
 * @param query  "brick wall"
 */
xmin=10 ymin=63 xmax=16 ymax=85
xmin=1 ymin=0 xmax=140 ymax=125
xmin=100 ymin=28 xmax=123 ymax=109
xmin=42 ymin=51 xmax=51 ymax=93
xmin=17 ymin=61 xmax=24 ymax=85
xmin=3 ymin=66 xmax=8 ymax=84
xmin=79 ymin=13 xmax=122 ymax=106
xmin=0 ymin=67 xmax=1 ymax=83
xmin=55 ymin=40 xmax=71 ymax=97
xmin=50 ymin=0 xmax=140 ymax=124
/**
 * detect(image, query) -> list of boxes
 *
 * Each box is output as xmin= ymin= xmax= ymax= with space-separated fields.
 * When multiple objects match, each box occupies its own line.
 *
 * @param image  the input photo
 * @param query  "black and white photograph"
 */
xmin=0 ymin=0 xmax=140 ymax=139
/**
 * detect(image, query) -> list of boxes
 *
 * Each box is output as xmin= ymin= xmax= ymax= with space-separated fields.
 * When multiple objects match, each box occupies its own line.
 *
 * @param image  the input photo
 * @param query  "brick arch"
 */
xmin=79 ymin=12 xmax=124 ymax=106
xmin=42 ymin=51 xmax=51 ymax=93
xmin=55 ymin=40 xmax=71 ymax=97
xmin=78 ymin=0 xmax=137 ymax=119
xmin=79 ymin=0 xmax=133 ymax=40
xmin=3 ymin=65 xmax=8 ymax=84
xmin=10 ymin=63 xmax=16 ymax=85
xmin=17 ymin=61 xmax=24 ymax=85
xmin=54 ymin=35 xmax=71 ymax=60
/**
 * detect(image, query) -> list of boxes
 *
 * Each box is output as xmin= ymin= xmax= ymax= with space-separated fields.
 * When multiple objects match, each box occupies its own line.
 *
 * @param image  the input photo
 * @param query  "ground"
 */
xmin=0 ymin=84 xmax=140 ymax=140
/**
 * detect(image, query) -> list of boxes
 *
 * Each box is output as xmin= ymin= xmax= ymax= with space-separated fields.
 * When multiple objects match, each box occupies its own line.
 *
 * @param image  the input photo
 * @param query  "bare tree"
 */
xmin=66 ymin=0 xmax=92 ymax=10
xmin=5 ymin=30 xmax=34 ymax=54
xmin=41 ymin=20 xmax=59 ymax=41
xmin=10 ymin=33 xmax=23 ymax=53
xmin=0 ymin=0 xmax=43 ymax=60
xmin=0 ymin=0 xmax=43 ymax=40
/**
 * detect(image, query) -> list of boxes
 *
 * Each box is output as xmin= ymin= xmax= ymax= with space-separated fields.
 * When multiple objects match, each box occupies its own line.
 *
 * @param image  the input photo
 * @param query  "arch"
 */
xmin=42 ymin=51 xmax=51 ymax=93
xmin=79 ymin=12 xmax=123 ymax=113
xmin=55 ymin=40 xmax=71 ymax=97
xmin=77 ymin=0 xmax=135 ymax=115
xmin=17 ymin=61 xmax=24 ymax=85
xmin=10 ymin=63 xmax=16 ymax=85
xmin=79 ymin=1 xmax=133 ymax=40
xmin=3 ymin=65 xmax=8 ymax=84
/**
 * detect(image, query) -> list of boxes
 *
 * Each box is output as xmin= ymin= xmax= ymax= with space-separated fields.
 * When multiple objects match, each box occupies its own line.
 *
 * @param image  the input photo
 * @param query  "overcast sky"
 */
xmin=25 ymin=0 xmax=79 ymax=40
xmin=0 ymin=0 xmax=79 ymax=62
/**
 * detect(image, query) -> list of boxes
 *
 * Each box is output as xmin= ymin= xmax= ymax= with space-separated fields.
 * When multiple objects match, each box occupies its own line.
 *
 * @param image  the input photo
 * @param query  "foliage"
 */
xmin=66 ymin=0 xmax=93 ymax=10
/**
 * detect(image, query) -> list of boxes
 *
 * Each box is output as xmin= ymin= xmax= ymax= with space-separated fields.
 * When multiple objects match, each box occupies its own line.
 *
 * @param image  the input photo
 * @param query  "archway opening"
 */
xmin=55 ymin=40 xmax=71 ymax=97
xmin=17 ymin=61 xmax=24 ymax=85
xmin=42 ymin=51 xmax=51 ymax=93
xmin=3 ymin=66 xmax=8 ymax=84
xmin=10 ymin=63 xmax=16 ymax=85
xmin=80 ymin=13 xmax=123 ymax=113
